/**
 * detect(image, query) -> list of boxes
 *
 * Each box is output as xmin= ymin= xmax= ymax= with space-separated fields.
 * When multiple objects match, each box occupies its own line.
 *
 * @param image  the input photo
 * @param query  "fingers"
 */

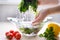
xmin=35 ymin=13 xmax=40 ymax=19
xmin=32 ymin=12 xmax=46 ymax=26
xmin=32 ymin=10 xmax=48 ymax=26
xmin=32 ymin=22 xmax=40 ymax=26
xmin=32 ymin=14 xmax=41 ymax=26
xmin=33 ymin=15 xmax=40 ymax=23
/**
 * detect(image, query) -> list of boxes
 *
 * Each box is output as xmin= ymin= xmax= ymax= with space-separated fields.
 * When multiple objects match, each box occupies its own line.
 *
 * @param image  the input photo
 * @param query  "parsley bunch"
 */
xmin=39 ymin=27 xmax=57 ymax=40
xmin=18 ymin=0 xmax=37 ymax=13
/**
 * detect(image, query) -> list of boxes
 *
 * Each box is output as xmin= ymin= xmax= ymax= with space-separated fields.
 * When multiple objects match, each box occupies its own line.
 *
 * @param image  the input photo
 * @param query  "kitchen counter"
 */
xmin=0 ymin=22 xmax=18 ymax=40
xmin=0 ymin=22 xmax=60 ymax=40
xmin=0 ymin=22 xmax=44 ymax=40
xmin=21 ymin=36 xmax=46 ymax=40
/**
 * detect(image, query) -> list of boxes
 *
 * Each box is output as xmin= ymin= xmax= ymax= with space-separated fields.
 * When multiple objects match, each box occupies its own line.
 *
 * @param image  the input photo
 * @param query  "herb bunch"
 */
xmin=18 ymin=0 xmax=38 ymax=13
xmin=39 ymin=27 xmax=57 ymax=40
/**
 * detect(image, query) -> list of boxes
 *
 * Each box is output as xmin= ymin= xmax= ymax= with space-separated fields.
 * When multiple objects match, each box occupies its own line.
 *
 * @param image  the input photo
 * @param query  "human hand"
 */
xmin=32 ymin=10 xmax=48 ymax=26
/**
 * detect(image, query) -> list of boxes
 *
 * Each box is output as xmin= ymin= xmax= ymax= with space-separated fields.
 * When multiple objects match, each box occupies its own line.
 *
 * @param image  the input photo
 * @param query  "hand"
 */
xmin=32 ymin=10 xmax=48 ymax=26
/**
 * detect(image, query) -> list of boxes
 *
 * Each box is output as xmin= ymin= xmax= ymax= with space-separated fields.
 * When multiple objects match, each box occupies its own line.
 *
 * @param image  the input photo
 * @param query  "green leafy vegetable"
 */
xmin=19 ymin=27 xmax=40 ymax=34
xmin=19 ymin=28 xmax=33 ymax=34
xmin=39 ymin=27 xmax=57 ymax=40
xmin=18 ymin=0 xmax=38 ymax=13
xmin=24 ymin=28 xmax=33 ymax=34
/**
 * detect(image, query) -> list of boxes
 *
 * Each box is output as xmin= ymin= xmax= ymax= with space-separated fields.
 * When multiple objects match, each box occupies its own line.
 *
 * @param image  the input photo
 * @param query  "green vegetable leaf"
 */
xmin=18 ymin=0 xmax=38 ymax=13
xmin=39 ymin=27 xmax=57 ymax=40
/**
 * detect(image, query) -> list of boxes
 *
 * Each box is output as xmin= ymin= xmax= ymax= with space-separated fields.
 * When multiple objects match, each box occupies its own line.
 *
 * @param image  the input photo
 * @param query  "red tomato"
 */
xmin=9 ymin=30 xmax=14 ymax=33
xmin=14 ymin=31 xmax=19 ymax=35
xmin=15 ymin=33 xmax=21 ymax=39
xmin=5 ymin=32 xmax=9 ymax=36
xmin=16 ymin=39 xmax=20 ymax=40
xmin=6 ymin=33 xmax=13 ymax=39
xmin=12 ymin=32 xmax=16 ymax=36
xmin=8 ymin=39 xmax=12 ymax=40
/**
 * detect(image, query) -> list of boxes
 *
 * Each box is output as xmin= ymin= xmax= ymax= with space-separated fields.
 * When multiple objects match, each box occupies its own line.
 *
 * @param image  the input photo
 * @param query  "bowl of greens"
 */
xmin=7 ymin=17 xmax=46 ymax=36
xmin=16 ymin=21 xmax=42 ymax=36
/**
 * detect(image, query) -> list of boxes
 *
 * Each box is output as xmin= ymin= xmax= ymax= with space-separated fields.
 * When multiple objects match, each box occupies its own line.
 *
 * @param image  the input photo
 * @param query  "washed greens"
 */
xmin=18 ymin=0 xmax=38 ymax=13
xmin=19 ymin=27 xmax=40 ymax=34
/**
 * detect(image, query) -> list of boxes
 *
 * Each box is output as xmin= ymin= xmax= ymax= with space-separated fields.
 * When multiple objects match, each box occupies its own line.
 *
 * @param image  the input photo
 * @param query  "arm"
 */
xmin=46 ymin=6 xmax=60 ymax=16
xmin=32 ymin=6 xmax=60 ymax=25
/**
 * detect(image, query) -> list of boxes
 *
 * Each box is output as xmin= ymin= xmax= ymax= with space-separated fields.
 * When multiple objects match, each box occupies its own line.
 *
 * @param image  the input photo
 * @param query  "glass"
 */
xmin=7 ymin=9 xmax=42 ymax=36
xmin=7 ymin=8 xmax=53 ymax=36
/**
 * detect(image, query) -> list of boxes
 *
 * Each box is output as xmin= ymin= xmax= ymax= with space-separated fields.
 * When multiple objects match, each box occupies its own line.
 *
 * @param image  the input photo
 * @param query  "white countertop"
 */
xmin=0 ymin=22 xmax=60 ymax=40
xmin=0 ymin=22 xmax=46 ymax=40
xmin=0 ymin=22 xmax=19 ymax=40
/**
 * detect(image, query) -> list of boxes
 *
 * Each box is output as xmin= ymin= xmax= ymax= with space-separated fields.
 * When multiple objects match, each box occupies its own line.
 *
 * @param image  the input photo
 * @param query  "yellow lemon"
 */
xmin=47 ymin=22 xmax=60 ymax=37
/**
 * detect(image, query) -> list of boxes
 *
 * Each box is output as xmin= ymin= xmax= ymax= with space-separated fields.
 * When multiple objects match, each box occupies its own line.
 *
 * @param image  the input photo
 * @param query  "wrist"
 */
xmin=41 ymin=10 xmax=48 ymax=18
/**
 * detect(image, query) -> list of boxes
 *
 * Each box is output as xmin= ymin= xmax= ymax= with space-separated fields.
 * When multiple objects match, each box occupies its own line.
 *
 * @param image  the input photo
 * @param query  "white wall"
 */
xmin=0 ymin=4 xmax=18 ymax=21
xmin=0 ymin=0 xmax=21 ymax=22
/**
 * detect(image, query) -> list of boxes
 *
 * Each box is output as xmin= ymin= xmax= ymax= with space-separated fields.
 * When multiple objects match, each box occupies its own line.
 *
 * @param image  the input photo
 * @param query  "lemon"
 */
xmin=47 ymin=22 xmax=60 ymax=37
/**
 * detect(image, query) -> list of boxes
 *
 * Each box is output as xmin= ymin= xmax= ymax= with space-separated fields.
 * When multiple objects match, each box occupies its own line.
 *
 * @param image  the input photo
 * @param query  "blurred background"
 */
xmin=0 ymin=0 xmax=60 ymax=23
xmin=0 ymin=0 xmax=21 ymax=22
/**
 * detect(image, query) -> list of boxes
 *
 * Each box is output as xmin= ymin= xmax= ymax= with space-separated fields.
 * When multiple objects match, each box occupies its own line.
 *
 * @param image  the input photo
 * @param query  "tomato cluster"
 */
xmin=5 ymin=30 xmax=21 ymax=40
